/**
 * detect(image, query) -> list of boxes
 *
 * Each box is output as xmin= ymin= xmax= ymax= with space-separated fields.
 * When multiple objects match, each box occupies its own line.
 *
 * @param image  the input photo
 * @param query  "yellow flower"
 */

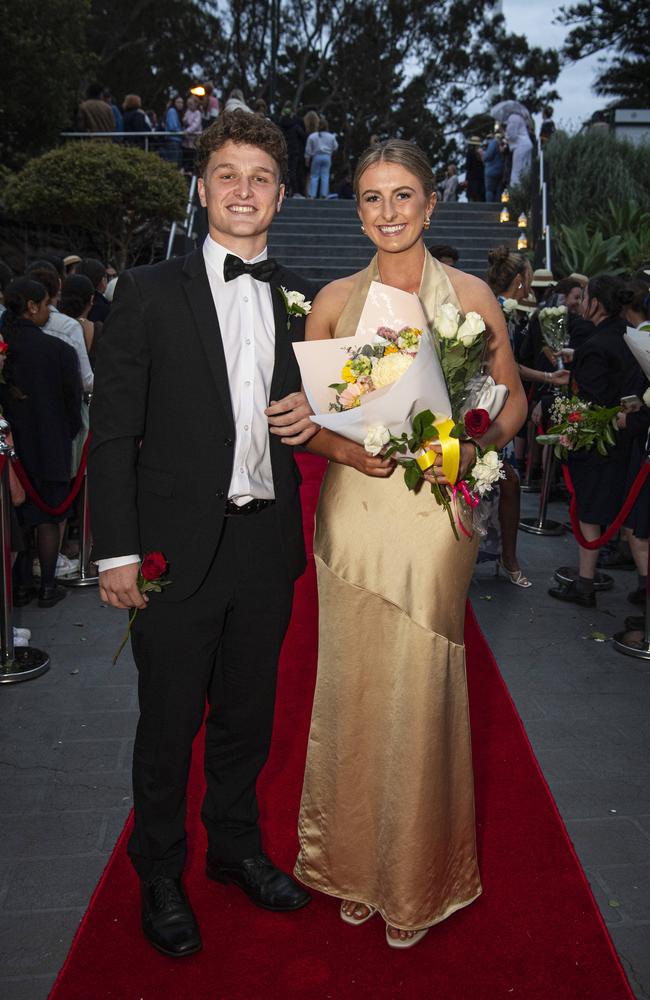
xmin=342 ymin=362 xmax=357 ymax=384
xmin=383 ymin=344 xmax=399 ymax=355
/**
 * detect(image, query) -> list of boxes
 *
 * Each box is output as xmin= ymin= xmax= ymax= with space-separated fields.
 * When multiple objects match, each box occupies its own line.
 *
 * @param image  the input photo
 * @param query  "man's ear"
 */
xmin=198 ymin=176 xmax=207 ymax=208
xmin=277 ymin=182 xmax=286 ymax=212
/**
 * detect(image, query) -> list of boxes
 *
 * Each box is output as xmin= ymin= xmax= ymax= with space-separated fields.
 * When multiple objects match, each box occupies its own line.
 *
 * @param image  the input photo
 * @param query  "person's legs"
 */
xmin=308 ymin=164 xmax=319 ymax=198
xmin=485 ymin=176 xmax=496 ymax=202
xmin=320 ymin=154 xmax=331 ymax=197
xmin=577 ymin=526 xmax=600 ymax=585
xmin=498 ymin=462 xmax=523 ymax=572
xmin=202 ymin=509 xmax=294 ymax=862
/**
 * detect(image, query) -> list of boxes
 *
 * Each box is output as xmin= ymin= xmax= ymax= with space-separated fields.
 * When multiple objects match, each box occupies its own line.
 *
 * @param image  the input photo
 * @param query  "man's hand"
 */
xmin=339 ymin=439 xmax=395 ymax=478
xmin=99 ymin=563 xmax=148 ymax=610
xmin=548 ymin=369 xmax=570 ymax=385
xmin=266 ymin=391 xmax=319 ymax=446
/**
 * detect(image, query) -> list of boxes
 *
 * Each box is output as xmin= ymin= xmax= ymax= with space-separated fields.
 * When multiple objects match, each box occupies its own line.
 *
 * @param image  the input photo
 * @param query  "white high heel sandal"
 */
xmin=496 ymin=559 xmax=532 ymax=588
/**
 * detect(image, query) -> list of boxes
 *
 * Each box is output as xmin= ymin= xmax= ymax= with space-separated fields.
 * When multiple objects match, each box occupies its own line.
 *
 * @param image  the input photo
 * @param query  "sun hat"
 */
xmin=531 ymin=268 xmax=556 ymax=287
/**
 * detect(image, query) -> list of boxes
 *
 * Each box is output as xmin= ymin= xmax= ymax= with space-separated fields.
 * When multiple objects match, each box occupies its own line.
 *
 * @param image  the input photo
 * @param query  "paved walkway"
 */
xmin=0 ymin=491 xmax=648 ymax=999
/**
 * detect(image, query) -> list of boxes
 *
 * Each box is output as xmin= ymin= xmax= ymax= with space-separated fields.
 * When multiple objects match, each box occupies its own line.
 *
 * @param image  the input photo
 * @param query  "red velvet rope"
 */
xmin=10 ymin=436 xmax=90 ymax=516
xmin=562 ymin=460 xmax=650 ymax=550
xmin=0 ymin=454 xmax=6 ymax=477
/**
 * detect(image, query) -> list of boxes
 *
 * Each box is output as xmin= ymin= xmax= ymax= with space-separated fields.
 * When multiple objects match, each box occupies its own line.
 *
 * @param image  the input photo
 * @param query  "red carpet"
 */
xmin=51 ymin=455 xmax=633 ymax=1000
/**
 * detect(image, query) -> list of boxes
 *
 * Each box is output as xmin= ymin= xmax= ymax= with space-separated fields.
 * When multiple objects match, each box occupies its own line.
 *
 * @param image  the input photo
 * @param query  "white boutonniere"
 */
xmin=279 ymin=286 xmax=312 ymax=330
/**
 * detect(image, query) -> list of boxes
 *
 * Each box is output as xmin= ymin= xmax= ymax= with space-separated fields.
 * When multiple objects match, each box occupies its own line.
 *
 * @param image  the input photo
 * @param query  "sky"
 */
xmin=501 ymin=0 xmax=606 ymax=130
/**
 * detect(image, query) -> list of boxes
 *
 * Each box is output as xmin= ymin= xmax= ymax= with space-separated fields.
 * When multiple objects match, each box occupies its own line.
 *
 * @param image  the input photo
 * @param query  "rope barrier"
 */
xmin=562 ymin=460 xmax=650 ymax=550
xmin=10 ymin=436 xmax=90 ymax=517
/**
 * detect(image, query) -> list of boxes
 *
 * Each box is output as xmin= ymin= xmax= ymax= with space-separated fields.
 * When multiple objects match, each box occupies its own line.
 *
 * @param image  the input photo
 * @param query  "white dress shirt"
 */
xmin=97 ymin=235 xmax=277 ymax=573
xmin=44 ymin=306 xmax=94 ymax=392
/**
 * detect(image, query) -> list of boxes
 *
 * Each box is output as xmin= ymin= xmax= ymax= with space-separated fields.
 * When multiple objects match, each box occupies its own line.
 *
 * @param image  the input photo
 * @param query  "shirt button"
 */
xmin=216 ymin=489 xmax=225 ymax=499
xmin=244 ymin=380 xmax=251 ymax=386
xmin=224 ymin=437 xmax=233 ymax=447
xmin=239 ymin=467 xmax=245 ymax=474
xmin=244 ymin=424 xmax=249 ymax=431
xmin=245 ymin=339 xmax=251 ymax=345
xmin=243 ymin=296 xmax=249 ymax=302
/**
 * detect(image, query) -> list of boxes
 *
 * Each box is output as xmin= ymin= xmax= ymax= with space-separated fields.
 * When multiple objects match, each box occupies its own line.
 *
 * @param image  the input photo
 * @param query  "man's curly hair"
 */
xmin=196 ymin=110 xmax=288 ymax=182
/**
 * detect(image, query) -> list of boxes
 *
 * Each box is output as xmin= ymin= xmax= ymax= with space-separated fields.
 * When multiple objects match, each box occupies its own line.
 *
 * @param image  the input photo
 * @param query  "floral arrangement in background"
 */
xmin=538 ymin=395 xmax=619 ymax=460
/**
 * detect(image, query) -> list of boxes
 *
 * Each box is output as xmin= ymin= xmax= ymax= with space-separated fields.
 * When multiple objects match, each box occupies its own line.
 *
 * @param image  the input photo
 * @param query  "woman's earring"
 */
xmin=423 ymin=217 xmax=431 ymax=229
xmin=360 ymin=224 xmax=366 ymax=233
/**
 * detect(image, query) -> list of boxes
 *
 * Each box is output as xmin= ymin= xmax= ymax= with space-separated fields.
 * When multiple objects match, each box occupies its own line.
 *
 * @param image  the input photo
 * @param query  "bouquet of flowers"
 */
xmin=537 ymin=395 xmax=619 ymax=461
xmin=293 ymin=282 xmax=508 ymax=538
xmin=539 ymin=305 xmax=569 ymax=364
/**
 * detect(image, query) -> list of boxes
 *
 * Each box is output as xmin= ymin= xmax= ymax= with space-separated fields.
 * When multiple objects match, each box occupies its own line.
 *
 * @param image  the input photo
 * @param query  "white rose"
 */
xmin=457 ymin=311 xmax=486 ymax=347
xmin=363 ymin=424 xmax=391 ymax=456
xmin=371 ymin=351 xmax=414 ymax=388
xmin=281 ymin=287 xmax=312 ymax=312
xmin=643 ymin=387 xmax=650 ymax=408
xmin=502 ymin=298 xmax=518 ymax=315
xmin=435 ymin=303 xmax=461 ymax=340
xmin=473 ymin=451 xmax=504 ymax=496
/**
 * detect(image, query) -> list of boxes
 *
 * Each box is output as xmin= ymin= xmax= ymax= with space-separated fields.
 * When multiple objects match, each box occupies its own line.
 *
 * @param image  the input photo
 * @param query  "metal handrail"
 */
xmin=60 ymin=131 xmax=188 ymax=154
xmin=538 ymin=139 xmax=552 ymax=271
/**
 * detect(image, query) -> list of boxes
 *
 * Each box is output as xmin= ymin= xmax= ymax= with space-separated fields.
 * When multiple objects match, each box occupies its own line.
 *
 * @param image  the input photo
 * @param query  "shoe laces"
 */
xmin=150 ymin=876 xmax=183 ymax=910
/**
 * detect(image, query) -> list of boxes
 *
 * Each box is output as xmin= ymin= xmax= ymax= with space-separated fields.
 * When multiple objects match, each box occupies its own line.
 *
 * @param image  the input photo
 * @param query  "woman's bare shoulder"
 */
xmin=306 ymin=272 xmax=360 ymax=339
xmin=445 ymin=266 xmax=500 ymax=318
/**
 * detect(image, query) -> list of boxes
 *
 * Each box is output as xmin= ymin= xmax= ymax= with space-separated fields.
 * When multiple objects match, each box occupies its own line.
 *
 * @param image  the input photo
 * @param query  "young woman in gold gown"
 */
xmin=293 ymin=140 xmax=527 ymax=947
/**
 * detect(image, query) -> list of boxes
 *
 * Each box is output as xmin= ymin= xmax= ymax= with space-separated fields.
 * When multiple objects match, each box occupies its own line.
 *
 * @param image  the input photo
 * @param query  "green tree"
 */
xmin=4 ymin=142 xmax=186 ymax=269
xmin=558 ymin=1 xmax=650 ymax=107
xmin=0 ymin=0 xmax=91 ymax=168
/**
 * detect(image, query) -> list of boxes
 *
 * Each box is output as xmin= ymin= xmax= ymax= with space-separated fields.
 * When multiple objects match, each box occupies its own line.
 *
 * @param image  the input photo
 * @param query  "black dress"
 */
xmin=0 ymin=318 xmax=82 ymax=525
xmin=569 ymin=315 xmax=645 ymax=524
xmin=623 ymin=406 xmax=650 ymax=540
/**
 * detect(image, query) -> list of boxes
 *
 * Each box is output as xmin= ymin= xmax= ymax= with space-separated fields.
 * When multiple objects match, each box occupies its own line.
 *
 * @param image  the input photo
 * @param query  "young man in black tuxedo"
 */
xmin=89 ymin=111 xmax=318 ymax=957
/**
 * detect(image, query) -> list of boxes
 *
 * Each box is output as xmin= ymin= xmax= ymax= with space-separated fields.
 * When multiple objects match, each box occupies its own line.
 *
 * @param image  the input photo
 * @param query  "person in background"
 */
xmin=0 ymin=261 xmax=12 ymax=320
xmin=540 ymin=106 xmax=556 ymax=144
xmin=63 ymin=254 xmax=81 ymax=275
xmin=549 ymin=275 xmax=646 ymax=608
xmin=0 ymin=278 xmax=82 ymax=609
xmin=122 ymin=94 xmax=151 ymax=147
xmin=440 ymin=163 xmax=459 ymax=202
xmin=102 ymin=88 xmax=123 ymax=132
xmin=483 ymin=131 xmax=506 ymax=202
xmin=164 ymin=95 xmax=184 ymax=167
xmin=305 ymin=117 xmax=338 ymax=198
xmin=505 ymin=109 xmax=533 ymax=189
xmin=464 ymin=137 xmax=485 ymax=202
xmin=27 ymin=263 xmax=93 ymax=394
xmin=253 ymin=98 xmax=269 ymax=118
xmin=279 ymin=105 xmax=307 ymax=197
xmin=202 ymin=81 xmax=220 ymax=125
xmin=77 ymin=258 xmax=110 ymax=323
xmin=429 ymin=244 xmax=459 ymax=267
xmin=182 ymin=96 xmax=203 ymax=173
xmin=60 ymin=274 xmax=99 ymax=356
xmin=78 ymin=83 xmax=115 ymax=133
xmin=224 ymin=88 xmax=252 ymax=113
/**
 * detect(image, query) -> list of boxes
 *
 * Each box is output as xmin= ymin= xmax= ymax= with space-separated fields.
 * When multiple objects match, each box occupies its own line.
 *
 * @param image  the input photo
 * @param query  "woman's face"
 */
xmin=175 ymin=97 xmax=184 ymax=112
xmin=25 ymin=297 xmax=50 ymax=327
xmin=357 ymin=161 xmax=436 ymax=255
xmin=565 ymin=285 xmax=583 ymax=313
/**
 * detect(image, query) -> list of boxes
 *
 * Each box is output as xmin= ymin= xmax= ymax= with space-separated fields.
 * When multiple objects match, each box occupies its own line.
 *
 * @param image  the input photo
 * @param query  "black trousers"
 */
xmin=127 ymin=506 xmax=294 ymax=880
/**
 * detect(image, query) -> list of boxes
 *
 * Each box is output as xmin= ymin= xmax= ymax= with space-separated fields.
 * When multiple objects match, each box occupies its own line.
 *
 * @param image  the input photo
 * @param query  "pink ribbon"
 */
xmin=451 ymin=480 xmax=480 ymax=539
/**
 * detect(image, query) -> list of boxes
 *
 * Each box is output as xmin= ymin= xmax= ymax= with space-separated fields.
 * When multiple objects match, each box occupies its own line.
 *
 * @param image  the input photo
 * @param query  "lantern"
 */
xmin=518 ymin=212 xmax=528 ymax=228
xmin=517 ymin=233 xmax=528 ymax=250
xmin=501 ymin=189 xmax=510 ymax=204
xmin=500 ymin=207 xmax=510 ymax=223
xmin=190 ymin=85 xmax=206 ymax=97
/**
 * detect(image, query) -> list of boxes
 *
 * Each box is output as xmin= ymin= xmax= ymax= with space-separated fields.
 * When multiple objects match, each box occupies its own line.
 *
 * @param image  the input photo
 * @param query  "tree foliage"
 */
xmin=4 ymin=143 xmax=186 ymax=269
xmin=0 ymin=0 xmax=91 ymax=169
xmin=558 ymin=1 xmax=650 ymax=107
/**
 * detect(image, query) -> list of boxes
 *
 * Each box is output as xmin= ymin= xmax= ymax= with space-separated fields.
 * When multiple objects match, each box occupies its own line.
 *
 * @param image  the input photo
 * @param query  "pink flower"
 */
xmin=376 ymin=326 xmax=399 ymax=342
xmin=559 ymin=434 xmax=571 ymax=447
xmin=340 ymin=383 xmax=363 ymax=407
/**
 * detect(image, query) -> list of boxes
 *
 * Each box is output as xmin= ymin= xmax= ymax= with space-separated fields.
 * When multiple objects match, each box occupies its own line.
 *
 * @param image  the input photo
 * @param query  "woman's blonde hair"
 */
xmin=122 ymin=93 xmax=142 ymax=111
xmin=354 ymin=139 xmax=435 ymax=199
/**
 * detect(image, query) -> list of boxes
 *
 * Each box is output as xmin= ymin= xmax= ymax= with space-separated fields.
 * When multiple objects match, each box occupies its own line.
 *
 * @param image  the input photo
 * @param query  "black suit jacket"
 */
xmin=88 ymin=249 xmax=315 ymax=601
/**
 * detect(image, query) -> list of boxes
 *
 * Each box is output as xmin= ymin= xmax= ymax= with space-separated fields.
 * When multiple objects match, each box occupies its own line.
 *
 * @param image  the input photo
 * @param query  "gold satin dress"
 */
xmin=294 ymin=253 xmax=482 ymax=931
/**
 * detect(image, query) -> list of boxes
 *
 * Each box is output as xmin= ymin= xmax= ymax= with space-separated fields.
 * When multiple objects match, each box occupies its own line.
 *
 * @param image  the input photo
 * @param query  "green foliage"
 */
xmin=0 ymin=0 xmax=91 ymax=168
xmin=558 ymin=1 xmax=650 ymax=107
xmin=4 ymin=142 xmax=186 ymax=269
xmin=555 ymin=224 xmax=625 ymax=277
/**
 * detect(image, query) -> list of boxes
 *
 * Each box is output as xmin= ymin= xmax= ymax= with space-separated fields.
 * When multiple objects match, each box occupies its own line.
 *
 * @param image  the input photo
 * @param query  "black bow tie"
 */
xmin=223 ymin=254 xmax=277 ymax=283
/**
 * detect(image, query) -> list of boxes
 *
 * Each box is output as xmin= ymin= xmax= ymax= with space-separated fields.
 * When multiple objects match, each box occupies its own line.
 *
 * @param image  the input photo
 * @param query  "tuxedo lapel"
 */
xmin=269 ymin=278 xmax=292 ymax=403
xmin=182 ymin=251 xmax=235 ymax=432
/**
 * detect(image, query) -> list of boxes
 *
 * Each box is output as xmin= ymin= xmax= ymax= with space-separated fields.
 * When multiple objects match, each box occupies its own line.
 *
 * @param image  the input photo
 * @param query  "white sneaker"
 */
xmin=13 ymin=628 xmax=29 ymax=647
xmin=32 ymin=554 xmax=80 ymax=579
xmin=13 ymin=627 xmax=31 ymax=640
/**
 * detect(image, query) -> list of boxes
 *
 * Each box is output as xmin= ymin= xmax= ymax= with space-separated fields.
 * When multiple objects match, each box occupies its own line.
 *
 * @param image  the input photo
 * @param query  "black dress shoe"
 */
xmin=548 ymin=581 xmax=596 ymax=608
xmin=627 ymin=586 xmax=647 ymax=606
xmin=13 ymin=586 xmax=37 ymax=607
xmin=141 ymin=876 xmax=202 ymax=957
xmin=206 ymin=853 xmax=311 ymax=912
xmin=38 ymin=584 xmax=67 ymax=608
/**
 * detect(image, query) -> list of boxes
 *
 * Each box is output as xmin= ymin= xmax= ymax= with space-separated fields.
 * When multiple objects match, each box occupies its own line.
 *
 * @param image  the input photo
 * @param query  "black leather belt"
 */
xmin=224 ymin=498 xmax=275 ymax=517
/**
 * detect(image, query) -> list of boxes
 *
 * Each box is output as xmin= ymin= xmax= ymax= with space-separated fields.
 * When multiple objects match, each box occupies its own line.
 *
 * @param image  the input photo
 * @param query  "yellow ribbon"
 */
xmin=415 ymin=417 xmax=460 ymax=485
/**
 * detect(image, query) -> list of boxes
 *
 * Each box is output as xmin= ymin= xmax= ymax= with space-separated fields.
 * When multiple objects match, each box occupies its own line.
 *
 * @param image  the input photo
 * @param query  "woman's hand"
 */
xmin=266 ymin=391 xmax=320 ymax=446
xmin=616 ymin=410 xmax=628 ymax=430
xmin=422 ymin=441 xmax=477 ymax=488
xmin=548 ymin=369 xmax=570 ymax=385
xmin=339 ymin=439 xmax=395 ymax=478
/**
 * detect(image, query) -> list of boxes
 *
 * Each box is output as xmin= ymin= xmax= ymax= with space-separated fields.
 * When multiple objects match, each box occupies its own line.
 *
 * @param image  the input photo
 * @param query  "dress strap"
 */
xmin=333 ymin=257 xmax=380 ymax=339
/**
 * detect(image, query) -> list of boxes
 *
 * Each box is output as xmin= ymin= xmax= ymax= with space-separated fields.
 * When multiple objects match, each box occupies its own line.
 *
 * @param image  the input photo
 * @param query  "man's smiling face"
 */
xmin=198 ymin=140 xmax=284 ymax=256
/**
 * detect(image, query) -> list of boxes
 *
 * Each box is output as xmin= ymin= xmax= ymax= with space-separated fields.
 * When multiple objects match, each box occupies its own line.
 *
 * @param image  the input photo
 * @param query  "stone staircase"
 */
xmin=268 ymin=199 xmax=518 ymax=286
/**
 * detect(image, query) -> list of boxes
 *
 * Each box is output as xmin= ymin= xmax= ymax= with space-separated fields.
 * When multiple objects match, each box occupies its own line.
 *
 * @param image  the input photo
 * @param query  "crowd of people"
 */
xmin=0 ymin=253 xmax=116 ymax=628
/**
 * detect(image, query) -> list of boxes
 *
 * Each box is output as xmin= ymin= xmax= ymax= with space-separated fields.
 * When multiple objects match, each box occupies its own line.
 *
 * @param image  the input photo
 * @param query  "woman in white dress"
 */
xmin=506 ymin=112 xmax=533 ymax=188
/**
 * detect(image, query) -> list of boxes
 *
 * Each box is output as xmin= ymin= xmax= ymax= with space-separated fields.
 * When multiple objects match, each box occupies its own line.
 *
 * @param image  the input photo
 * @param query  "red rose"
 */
xmin=0 ymin=341 xmax=8 ymax=355
xmin=464 ymin=408 xmax=491 ymax=437
xmin=141 ymin=551 xmax=167 ymax=581
xmin=567 ymin=412 xmax=583 ymax=424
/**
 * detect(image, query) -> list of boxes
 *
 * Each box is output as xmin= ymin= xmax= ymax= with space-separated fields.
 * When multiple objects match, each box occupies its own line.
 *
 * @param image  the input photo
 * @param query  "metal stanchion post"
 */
xmin=614 ymin=458 xmax=650 ymax=660
xmin=519 ymin=443 xmax=564 ymax=536
xmin=63 ymin=466 xmax=98 ymax=587
xmin=521 ymin=419 xmax=541 ymax=493
xmin=0 ymin=420 xmax=50 ymax=684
